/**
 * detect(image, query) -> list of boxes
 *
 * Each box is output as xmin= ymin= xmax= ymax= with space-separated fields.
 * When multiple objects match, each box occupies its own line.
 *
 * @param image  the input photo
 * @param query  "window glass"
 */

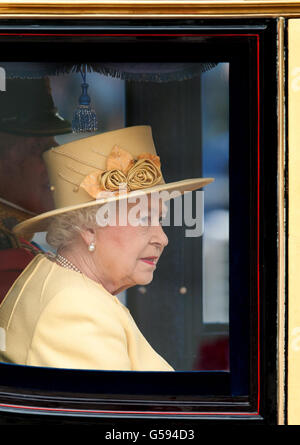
xmin=0 ymin=61 xmax=229 ymax=372
xmin=200 ymin=63 xmax=230 ymax=370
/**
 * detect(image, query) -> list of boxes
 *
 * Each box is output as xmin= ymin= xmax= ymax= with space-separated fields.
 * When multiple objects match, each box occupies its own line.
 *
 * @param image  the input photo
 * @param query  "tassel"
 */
xmin=72 ymin=66 xmax=98 ymax=133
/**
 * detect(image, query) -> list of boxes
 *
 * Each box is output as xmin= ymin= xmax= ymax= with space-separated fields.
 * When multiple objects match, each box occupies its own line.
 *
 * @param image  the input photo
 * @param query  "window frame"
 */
xmin=0 ymin=18 xmax=279 ymax=424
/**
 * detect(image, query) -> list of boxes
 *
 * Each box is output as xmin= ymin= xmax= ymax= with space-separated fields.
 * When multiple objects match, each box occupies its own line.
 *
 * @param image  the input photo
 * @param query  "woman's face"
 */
xmin=91 ymin=198 xmax=169 ymax=294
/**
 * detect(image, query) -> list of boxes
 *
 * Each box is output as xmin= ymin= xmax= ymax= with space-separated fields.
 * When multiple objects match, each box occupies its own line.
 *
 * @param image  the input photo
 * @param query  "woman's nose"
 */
xmin=152 ymin=224 xmax=169 ymax=248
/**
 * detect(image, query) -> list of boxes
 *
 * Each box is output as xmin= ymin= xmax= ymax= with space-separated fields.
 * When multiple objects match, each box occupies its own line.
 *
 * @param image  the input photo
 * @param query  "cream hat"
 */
xmin=13 ymin=125 xmax=214 ymax=239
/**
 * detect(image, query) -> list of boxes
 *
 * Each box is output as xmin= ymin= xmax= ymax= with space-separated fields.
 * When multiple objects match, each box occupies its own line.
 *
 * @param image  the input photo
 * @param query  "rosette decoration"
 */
xmin=80 ymin=145 xmax=162 ymax=199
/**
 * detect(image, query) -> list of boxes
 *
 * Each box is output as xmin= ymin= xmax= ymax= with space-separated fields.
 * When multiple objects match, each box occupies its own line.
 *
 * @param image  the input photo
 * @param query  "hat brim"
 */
xmin=13 ymin=177 xmax=214 ymax=240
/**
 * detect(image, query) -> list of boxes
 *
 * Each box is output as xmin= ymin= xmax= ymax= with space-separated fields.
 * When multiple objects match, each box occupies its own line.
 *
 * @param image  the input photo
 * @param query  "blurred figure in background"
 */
xmin=0 ymin=77 xmax=71 ymax=250
xmin=0 ymin=77 xmax=71 ymax=301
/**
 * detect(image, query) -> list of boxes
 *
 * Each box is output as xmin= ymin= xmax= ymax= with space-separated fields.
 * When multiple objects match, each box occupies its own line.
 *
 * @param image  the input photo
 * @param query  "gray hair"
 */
xmin=46 ymin=206 xmax=100 ymax=250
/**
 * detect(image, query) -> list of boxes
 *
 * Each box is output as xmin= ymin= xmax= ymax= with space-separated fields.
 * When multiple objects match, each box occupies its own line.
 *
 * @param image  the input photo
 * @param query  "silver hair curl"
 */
xmin=46 ymin=206 xmax=100 ymax=250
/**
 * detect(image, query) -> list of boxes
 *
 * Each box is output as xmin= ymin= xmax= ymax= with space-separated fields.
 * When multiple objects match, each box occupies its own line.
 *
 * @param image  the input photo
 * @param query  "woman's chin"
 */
xmin=136 ymin=273 xmax=154 ymax=286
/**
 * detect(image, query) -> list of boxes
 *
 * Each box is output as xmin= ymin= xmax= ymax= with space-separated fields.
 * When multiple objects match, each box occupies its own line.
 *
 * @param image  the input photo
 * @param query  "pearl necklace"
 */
xmin=55 ymin=254 xmax=81 ymax=274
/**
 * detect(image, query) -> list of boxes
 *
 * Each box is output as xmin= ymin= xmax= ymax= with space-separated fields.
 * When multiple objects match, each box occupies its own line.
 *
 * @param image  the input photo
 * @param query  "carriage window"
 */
xmin=0 ymin=24 xmax=278 ymax=419
xmin=0 ymin=61 xmax=229 ymax=372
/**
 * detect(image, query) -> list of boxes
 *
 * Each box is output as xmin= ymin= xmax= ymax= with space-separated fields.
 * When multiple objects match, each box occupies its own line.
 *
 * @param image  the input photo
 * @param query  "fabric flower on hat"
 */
xmin=80 ymin=145 xmax=162 ymax=199
xmin=127 ymin=158 xmax=162 ymax=191
xmin=99 ymin=169 xmax=128 ymax=192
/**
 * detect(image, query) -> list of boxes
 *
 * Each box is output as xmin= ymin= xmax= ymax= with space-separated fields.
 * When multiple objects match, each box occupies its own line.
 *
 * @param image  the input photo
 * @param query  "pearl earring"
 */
xmin=88 ymin=242 xmax=96 ymax=252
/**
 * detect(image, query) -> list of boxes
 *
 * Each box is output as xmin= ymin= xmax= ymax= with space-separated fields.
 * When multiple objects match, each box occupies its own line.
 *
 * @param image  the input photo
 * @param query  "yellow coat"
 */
xmin=0 ymin=254 xmax=173 ymax=371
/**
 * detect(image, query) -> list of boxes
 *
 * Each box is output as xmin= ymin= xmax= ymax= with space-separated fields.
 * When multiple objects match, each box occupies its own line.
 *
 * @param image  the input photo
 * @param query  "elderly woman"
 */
xmin=0 ymin=126 xmax=213 ymax=371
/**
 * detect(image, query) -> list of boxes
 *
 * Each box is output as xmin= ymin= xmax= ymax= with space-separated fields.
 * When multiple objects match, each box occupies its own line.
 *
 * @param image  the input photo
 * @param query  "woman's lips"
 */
xmin=140 ymin=257 xmax=158 ymax=266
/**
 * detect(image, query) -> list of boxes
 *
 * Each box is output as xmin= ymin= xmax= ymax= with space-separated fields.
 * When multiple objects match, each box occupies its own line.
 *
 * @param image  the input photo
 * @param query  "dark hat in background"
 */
xmin=0 ymin=77 xmax=71 ymax=136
